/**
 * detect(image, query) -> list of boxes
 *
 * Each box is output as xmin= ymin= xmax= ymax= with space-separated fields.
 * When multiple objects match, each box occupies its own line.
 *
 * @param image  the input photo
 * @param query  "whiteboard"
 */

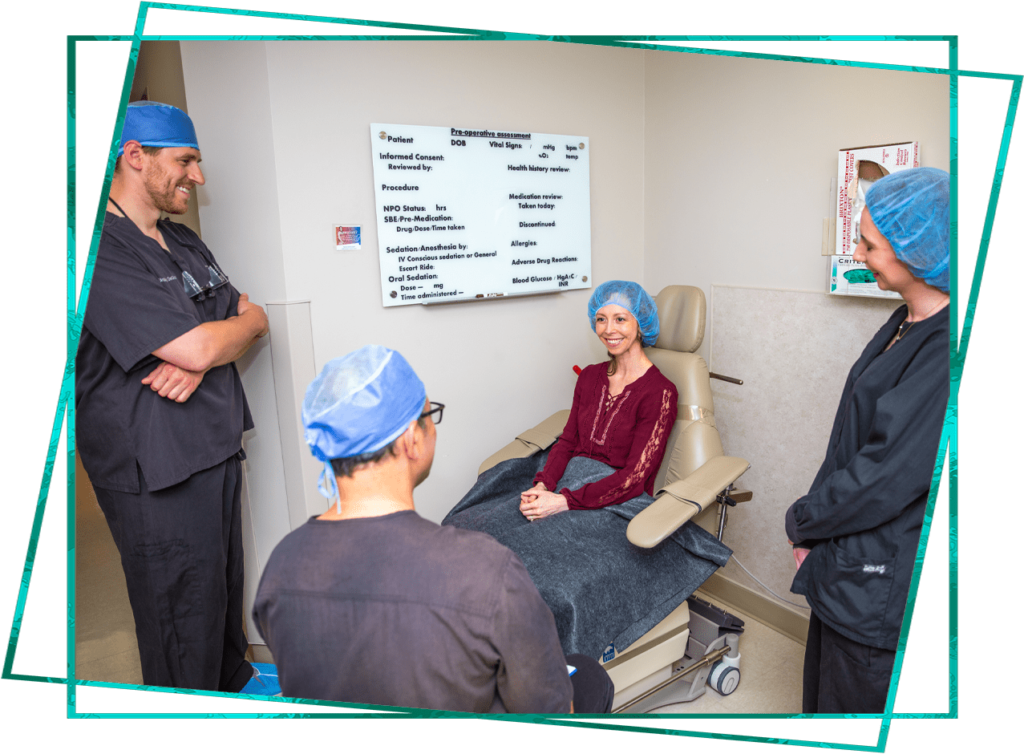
xmin=370 ymin=123 xmax=592 ymax=307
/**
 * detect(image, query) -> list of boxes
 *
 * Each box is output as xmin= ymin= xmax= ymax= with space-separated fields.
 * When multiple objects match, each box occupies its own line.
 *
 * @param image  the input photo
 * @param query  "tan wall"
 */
xmin=174 ymin=39 xmax=948 ymax=623
xmin=180 ymin=39 xmax=646 ymax=539
xmin=642 ymin=50 xmax=949 ymax=608
xmin=642 ymin=51 xmax=949 ymax=349
xmin=130 ymin=41 xmax=201 ymax=236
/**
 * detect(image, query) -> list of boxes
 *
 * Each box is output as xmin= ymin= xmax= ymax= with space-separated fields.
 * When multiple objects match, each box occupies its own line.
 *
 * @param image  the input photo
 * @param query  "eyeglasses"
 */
xmin=182 ymin=264 xmax=230 ymax=301
xmin=420 ymin=402 xmax=445 ymax=425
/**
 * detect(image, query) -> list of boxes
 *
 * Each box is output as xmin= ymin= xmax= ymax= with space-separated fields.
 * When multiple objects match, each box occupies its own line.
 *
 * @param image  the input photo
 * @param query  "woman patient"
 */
xmin=444 ymin=281 xmax=730 ymax=660
xmin=520 ymin=280 xmax=678 ymax=520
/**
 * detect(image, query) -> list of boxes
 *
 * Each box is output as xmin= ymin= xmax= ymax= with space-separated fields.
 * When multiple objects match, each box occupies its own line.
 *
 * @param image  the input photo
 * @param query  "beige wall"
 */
xmin=179 ymin=40 xmax=647 ymax=583
xmin=173 ymin=39 xmax=948 ymax=625
xmin=642 ymin=50 xmax=949 ymax=608
xmin=130 ymin=41 xmax=201 ymax=236
xmin=643 ymin=51 xmax=949 ymax=355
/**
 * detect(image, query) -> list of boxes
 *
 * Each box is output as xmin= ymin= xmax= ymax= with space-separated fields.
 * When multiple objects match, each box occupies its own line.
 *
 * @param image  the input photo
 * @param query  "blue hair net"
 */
xmin=302 ymin=345 xmax=426 ymax=499
xmin=587 ymin=281 xmax=660 ymax=346
xmin=865 ymin=167 xmax=950 ymax=292
xmin=118 ymin=101 xmax=200 ymax=157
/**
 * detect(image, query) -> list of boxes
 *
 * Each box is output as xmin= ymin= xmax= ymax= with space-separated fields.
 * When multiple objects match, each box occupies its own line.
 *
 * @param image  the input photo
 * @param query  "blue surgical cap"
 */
xmin=118 ymin=101 xmax=200 ymax=157
xmin=587 ymin=281 xmax=660 ymax=346
xmin=865 ymin=167 xmax=950 ymax=292
xmin=303 ymin=345 xmax=427 ymax=498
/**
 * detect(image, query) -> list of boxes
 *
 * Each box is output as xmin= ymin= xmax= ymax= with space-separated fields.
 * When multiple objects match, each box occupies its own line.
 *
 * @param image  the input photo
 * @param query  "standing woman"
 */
xmin=786 ymin=167 xmax=950 ymax=714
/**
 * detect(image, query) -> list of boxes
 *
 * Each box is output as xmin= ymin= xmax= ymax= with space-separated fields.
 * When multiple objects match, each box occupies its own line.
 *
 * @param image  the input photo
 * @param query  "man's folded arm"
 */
xmin=153 ymin=302 xmax=268 ymax=373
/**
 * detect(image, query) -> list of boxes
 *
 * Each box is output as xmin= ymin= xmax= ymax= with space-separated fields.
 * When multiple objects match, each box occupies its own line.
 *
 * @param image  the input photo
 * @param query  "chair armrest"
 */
xmin=626 ymin=455 xmax=750 ymax=549
xmin=477 ymin=409 xmax=571 ymax=476
xmin=728 ymin=487 xmax=753 ymax=503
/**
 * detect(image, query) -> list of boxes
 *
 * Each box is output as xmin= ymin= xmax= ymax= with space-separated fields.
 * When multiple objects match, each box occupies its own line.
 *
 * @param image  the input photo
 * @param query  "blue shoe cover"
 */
xmin=239 ymin=662 xmax=281 ymax=696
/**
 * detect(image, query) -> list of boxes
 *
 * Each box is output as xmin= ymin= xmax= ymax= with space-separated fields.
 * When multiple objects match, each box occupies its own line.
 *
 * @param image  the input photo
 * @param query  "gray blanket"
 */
xmin=442 ymin=451 xmax=732 ymax=660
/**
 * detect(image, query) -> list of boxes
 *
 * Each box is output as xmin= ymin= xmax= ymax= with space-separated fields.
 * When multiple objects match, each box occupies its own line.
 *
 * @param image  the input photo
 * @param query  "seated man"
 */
xmin=253 ymin=345 xmax=613 ymax=713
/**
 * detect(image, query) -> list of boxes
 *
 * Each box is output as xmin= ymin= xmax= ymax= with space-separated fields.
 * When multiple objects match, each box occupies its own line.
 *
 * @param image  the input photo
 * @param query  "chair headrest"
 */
xmin=652 ymin=286 xmax=705 ymax=353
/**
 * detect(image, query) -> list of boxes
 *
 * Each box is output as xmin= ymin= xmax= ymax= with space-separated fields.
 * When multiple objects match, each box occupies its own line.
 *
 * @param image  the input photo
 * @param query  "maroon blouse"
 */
xmin=533 ymin=362 xmax=678 ymax=510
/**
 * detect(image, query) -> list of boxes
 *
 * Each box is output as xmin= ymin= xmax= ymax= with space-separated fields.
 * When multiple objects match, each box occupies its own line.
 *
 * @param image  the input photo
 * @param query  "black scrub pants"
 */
xmin=93 ymin=454 xmax=252 ymax=692
xmin=802 ymin=612 xmax=896 ymax=714
xmin=566 ymin=653 xmax=615 ymax=713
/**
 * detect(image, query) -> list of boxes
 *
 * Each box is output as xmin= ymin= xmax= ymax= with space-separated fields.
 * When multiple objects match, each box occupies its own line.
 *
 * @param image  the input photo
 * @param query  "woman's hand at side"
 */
xmin=789 ymin=540 xmax=811 ymax=570
xmin=520 ymin=489 xmax=569 ymax=521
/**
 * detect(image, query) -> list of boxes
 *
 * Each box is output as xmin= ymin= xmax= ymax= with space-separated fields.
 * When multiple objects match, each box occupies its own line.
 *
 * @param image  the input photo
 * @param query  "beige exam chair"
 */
xmin=478 ymin=285 xmax=753 ymax=712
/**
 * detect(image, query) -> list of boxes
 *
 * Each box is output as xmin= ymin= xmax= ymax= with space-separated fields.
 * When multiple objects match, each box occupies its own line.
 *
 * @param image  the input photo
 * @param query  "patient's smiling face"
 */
xmin=595 ymin=304 xmax=640 ymax=356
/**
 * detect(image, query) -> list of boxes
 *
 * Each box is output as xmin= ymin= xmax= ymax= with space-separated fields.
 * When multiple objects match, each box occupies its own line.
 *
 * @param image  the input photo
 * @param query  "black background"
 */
xmin=28 ymin=14 xmax=1003 ymax=737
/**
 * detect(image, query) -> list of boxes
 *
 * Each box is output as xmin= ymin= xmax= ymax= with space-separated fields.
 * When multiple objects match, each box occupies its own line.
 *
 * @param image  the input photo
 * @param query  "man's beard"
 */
xmin=143 ymin=163 xmax=191 ymax=215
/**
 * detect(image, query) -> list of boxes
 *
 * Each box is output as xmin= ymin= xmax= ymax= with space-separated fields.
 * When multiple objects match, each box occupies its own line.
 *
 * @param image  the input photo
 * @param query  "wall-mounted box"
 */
xmin=829 ymin=255 xmax=902 ymax=299
xmin=836 ymin=141 xmax=919 ymax=256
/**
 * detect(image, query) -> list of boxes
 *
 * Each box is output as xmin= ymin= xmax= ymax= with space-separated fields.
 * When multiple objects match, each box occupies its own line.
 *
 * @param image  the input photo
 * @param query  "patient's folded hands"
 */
xmin=521 ymin=481 xmax=546 ymax=497
xmin=519 ymin=482 xmax=547 ymax=513
xmin=520 ymin=487 xmax=569 ymax=521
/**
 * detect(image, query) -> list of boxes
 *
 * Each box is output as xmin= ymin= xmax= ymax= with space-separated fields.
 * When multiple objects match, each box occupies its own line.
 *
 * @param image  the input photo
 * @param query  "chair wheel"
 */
xmin=709 ymin=661 xmax=741 ymax=695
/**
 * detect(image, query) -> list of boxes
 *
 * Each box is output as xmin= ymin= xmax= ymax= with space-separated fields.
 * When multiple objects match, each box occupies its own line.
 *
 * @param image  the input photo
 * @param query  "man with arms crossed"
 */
xmin=76 ymin=101 xmax=271 ymax=693
xmin=253 ymin=345 xmax=613 ymax=712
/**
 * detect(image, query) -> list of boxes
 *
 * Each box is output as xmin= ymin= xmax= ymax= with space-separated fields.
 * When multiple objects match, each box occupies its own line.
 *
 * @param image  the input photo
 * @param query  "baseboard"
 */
xmin=698 ymin=572 xmax=810 ymax=646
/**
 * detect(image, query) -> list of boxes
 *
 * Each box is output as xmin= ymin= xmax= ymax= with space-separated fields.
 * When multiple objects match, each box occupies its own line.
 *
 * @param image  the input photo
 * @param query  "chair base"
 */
xmin=603 ymin=596 xmax=745 ymax=713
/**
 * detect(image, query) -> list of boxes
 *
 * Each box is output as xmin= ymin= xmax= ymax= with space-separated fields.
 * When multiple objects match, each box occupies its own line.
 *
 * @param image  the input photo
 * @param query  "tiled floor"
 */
xmin=75 ymin=454 xmax=143 ymax=685
xmin=76 ymin=454 xmax=805 ymax=711
xmin=636 ymin=595 xmax=805 ymax=714
xmin=75 ymin=456 xmax=271 ymax=683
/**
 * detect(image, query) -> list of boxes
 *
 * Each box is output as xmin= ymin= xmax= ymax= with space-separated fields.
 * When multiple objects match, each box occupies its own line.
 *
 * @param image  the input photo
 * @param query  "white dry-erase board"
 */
xmin=370 ymin=123 xmax=592 ymax=307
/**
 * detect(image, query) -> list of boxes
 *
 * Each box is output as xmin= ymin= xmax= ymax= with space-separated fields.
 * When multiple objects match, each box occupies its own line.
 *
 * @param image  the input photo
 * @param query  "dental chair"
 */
xmin=478 ymin=285 xmax=753 ymax=712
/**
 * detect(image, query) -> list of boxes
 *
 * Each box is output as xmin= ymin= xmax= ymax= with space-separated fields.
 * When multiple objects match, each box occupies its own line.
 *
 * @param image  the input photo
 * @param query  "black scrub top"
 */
xmin=786 ymin=303 xmax=949 ymax=651
xmin=76 ymin=213 xmax=254 ymax=493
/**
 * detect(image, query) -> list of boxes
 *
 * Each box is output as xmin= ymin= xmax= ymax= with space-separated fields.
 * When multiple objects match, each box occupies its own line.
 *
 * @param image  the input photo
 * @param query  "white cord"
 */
xmin=627 ymin=554 xmax=808 ymax=714
xmin=729 ymin=554 xmax=810 ymax=610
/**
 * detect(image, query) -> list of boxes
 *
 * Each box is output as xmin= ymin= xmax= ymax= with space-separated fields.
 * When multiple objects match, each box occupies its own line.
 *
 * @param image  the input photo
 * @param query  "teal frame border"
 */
xmin=3 ymin=2 xmax=1019 ymax=748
